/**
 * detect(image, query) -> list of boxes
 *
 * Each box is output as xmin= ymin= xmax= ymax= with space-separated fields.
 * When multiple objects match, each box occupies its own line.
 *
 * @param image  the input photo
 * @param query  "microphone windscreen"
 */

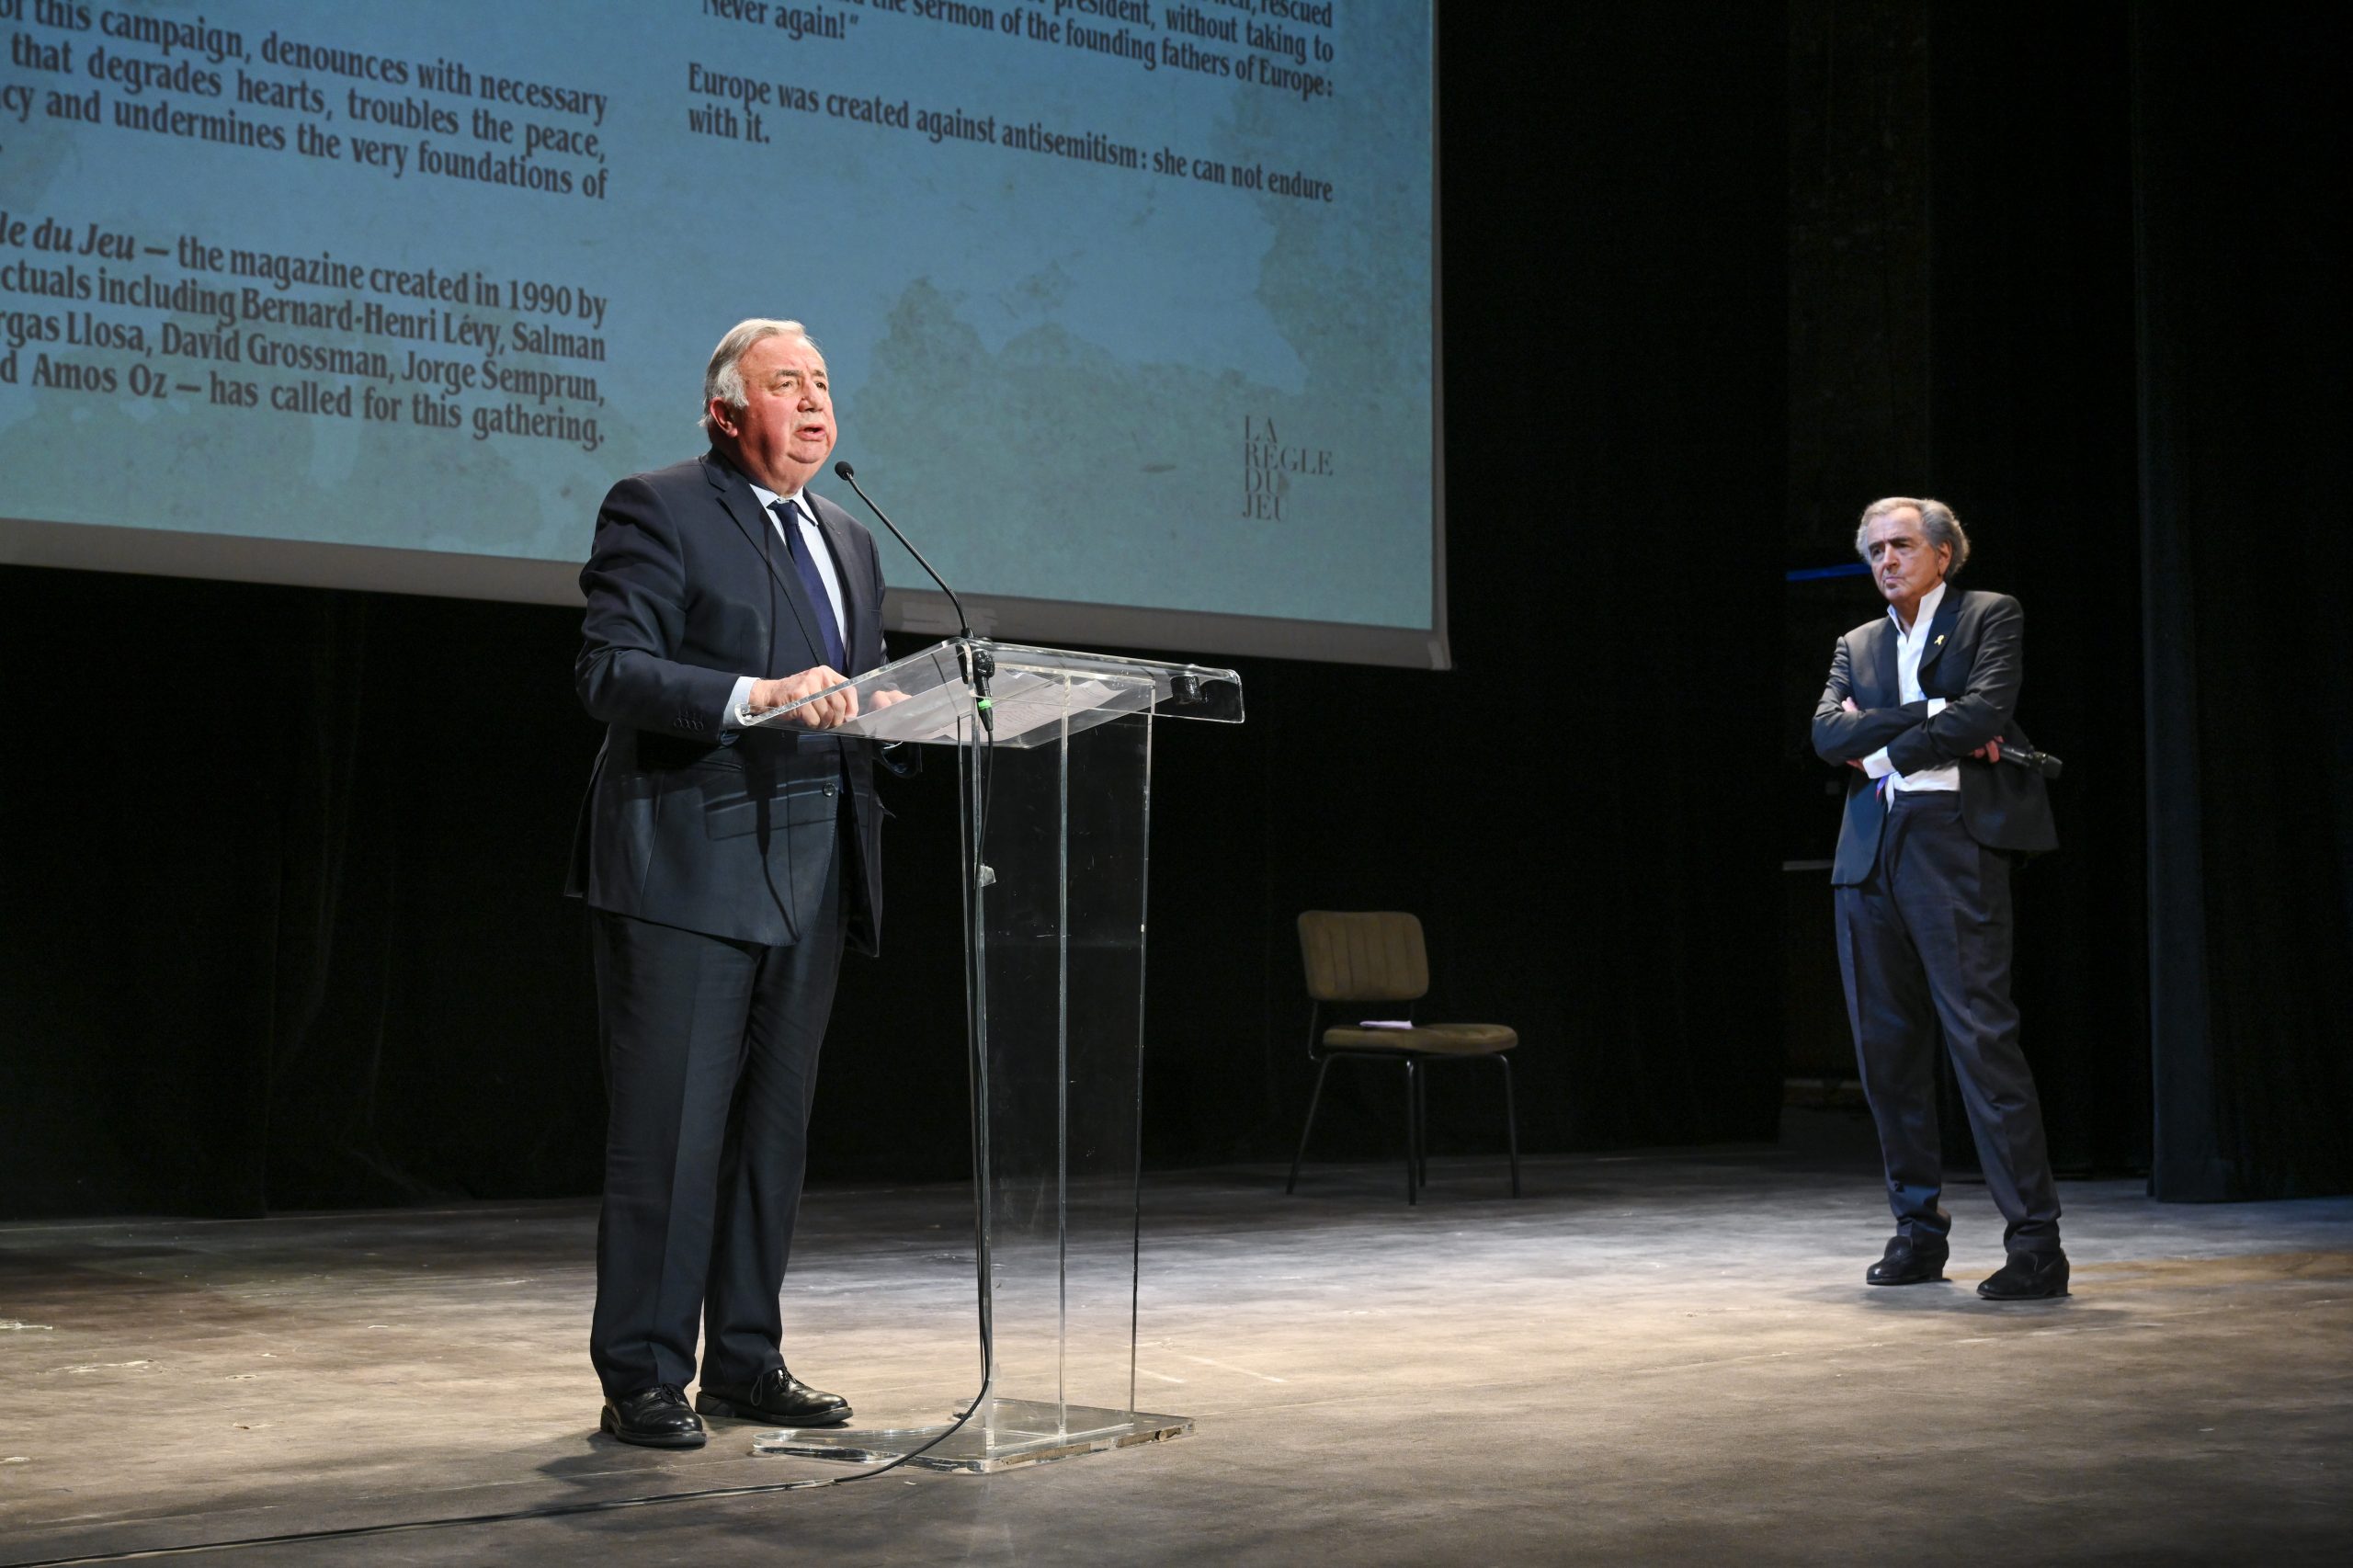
xmin=834 ymin=460 xmax=857 ymax=480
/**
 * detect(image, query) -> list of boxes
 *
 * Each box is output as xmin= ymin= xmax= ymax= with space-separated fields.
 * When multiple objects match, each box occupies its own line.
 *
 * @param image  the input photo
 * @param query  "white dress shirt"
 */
xmin=1861 ymin=578 xmax=1959 ymax=793
xmin=725 ymin=485 xmax=851 ymax=728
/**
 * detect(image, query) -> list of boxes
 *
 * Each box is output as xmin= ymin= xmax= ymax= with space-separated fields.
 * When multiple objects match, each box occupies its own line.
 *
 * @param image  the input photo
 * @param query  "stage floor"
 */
xmin=5 ymin=1142 xmax=2350 ymax=1565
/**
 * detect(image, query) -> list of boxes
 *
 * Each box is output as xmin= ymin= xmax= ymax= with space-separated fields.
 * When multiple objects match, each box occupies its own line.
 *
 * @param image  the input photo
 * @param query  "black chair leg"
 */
xmin=1498 ymin=1053 xmax=1521 ymax=1198
xmin=1287 ymin=1054 xmax=1335 ymax=1195
xmin=1416 ymin=1063 xmax=1431 ymax=1187
xmin=1403 ymin=1058 xmax=1419 ymax=1205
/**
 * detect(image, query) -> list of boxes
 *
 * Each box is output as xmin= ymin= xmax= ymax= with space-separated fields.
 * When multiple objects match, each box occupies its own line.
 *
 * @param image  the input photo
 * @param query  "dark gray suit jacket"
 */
xmin=567 ymin=449 xmax=888 ymax=951
xmin=1811 ymin=587 xmax=2058 ymax=886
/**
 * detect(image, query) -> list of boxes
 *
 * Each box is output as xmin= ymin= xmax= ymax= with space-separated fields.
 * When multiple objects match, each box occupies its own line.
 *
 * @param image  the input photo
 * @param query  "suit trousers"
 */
xmin=1835 ymin=790 xmax=2062 ymax=1255
xmin=588 ymin=818 xmax=847 ymax=1398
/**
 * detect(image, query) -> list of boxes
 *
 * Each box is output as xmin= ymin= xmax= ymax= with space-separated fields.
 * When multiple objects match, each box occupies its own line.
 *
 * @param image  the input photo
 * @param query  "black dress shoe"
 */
xmin=600 ymin=1384 xmax=707 ymax=1449
xmin=1978 ymin=1248 xmax=2071 ymax=1301
xmin=695 ymin=1368 xmax=853 ymax=1427
xmin=1866 ymin=1234 xmax=1950 ymax=1286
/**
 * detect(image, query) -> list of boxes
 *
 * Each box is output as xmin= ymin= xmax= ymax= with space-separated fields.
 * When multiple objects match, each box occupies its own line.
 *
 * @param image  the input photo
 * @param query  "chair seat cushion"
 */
xmin=1322 ymin=1023 xmax=1517 ymax=1055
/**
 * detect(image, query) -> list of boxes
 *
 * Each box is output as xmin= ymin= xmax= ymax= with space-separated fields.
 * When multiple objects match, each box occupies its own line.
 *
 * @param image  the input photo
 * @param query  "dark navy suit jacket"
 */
xmin=568 ymin=449 xmax=888 ymax=951
xmin=1810 ymin=587 xmax=2058 ymax=886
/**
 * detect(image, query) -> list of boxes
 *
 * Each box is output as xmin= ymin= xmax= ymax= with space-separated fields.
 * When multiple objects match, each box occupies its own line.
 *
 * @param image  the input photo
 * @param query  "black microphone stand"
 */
xmin=834 ymin=461 xmax=992 ymax=734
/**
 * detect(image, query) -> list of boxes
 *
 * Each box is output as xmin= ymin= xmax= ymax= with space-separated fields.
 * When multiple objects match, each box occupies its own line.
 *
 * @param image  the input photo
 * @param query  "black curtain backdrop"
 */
xmin=2134 ymin=7 xmax=2353 ymax=1200
xmin=0 ymin=8 xmax=1790 ymax=1219
xmin=1778 ymin=2 xmax=2351 ymax=1199
xmin=1923 ymin=2 xmax=2149 ymax=1176
xmin=1778 ymin=2 xmax=2151 ymax=1180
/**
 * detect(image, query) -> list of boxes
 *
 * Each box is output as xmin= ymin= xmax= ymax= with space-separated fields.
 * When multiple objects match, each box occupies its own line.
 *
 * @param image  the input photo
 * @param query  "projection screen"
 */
xmin=0 ymin=0 xmax=1442 ymax=666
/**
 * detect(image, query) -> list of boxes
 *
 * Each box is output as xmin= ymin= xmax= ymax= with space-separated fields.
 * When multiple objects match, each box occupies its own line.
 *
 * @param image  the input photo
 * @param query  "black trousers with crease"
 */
xmin=587 ymin=821 xmax=846 ymax=1399
xmin=1835 ymin=790 xmax=2062 ymax=1256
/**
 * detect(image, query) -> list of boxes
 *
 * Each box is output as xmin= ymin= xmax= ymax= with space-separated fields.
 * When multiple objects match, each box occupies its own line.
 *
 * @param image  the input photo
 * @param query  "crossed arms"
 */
xmin=1810 ymin=596 xmax=2025 ymax=773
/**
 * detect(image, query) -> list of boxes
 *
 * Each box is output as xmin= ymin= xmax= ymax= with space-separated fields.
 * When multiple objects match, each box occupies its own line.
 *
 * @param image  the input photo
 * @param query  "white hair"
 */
xmin=1855 ymin=495 xmax=1972 ymax=578
xmin=700 ymin=318 xmax=820 ymax=432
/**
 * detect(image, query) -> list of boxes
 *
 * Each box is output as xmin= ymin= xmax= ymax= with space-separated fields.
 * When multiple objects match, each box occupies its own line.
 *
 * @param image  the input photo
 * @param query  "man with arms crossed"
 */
xmin=569 ymin=319 xmax=888 ymax=1445
xmin=1811 ymin=497 xmax=2069 ymax=1301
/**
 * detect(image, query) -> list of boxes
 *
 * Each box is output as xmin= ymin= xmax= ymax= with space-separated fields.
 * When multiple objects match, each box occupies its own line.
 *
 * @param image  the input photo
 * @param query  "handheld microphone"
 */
xmin=1994 ymin=744 xmax=2065 ymax=780
xmin=833 ymin=460 xmax=992 ymax=733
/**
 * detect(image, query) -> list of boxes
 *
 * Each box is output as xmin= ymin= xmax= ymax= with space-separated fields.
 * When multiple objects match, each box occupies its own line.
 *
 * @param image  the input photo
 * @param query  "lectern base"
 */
xmin=748 ymin=1399 xmax=1193 ymax=1473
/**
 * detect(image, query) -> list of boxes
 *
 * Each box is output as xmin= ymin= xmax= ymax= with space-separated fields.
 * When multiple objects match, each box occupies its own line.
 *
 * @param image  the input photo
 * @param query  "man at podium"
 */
xmin=568 ymin=318 xmax=890 ymax=1447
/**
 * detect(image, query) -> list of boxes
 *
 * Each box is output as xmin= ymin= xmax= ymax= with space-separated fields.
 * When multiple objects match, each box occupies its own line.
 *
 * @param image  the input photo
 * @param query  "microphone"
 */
xmin=834 ymin=460 xmax=992 ymax=733
xmin=1992 ymin=743 xmax=2065 ymax=779
xmin=833 ymin=461 xmax=970 ymax=640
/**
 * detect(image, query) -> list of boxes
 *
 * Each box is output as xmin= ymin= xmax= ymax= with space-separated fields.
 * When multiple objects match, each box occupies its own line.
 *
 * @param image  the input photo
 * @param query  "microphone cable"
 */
xmin=19 ymin=553 xmax=1022 ymax=1568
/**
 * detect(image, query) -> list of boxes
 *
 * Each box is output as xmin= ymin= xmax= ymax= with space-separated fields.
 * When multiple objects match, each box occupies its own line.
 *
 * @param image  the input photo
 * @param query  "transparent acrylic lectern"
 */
xmin=740 ymin=640 xmax=1243 ymax=1472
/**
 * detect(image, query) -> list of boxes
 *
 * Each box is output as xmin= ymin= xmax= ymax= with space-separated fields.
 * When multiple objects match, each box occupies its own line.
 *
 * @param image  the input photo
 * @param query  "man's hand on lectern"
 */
xmin=749 ymin=667 xmax=860 ymax=729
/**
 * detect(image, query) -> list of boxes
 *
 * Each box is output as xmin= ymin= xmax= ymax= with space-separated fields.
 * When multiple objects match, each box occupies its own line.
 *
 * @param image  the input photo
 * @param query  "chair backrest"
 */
xmin=1297 ymin=911 xmax=1429 ymax=1003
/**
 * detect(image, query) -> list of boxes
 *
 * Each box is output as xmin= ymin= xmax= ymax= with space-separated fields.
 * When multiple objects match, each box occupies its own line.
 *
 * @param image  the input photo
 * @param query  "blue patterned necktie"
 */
xmin=772 ymin=496 xmax=847 ymax=672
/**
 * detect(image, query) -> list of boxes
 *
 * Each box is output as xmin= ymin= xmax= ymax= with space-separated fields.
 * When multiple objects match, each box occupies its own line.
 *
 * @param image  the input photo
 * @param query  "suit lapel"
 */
xmin=1916 ymin=587 xmax=1963 ymax=678
xmin=1869 ymin=617 xmax=1899 ymax=704
xmin=702 ymin=452 xmax=827 ymax=672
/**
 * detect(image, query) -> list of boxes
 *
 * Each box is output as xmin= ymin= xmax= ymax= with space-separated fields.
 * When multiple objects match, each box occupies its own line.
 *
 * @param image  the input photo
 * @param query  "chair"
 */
xmin=1287 ymin=911 xmax=1520 ymax=1204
